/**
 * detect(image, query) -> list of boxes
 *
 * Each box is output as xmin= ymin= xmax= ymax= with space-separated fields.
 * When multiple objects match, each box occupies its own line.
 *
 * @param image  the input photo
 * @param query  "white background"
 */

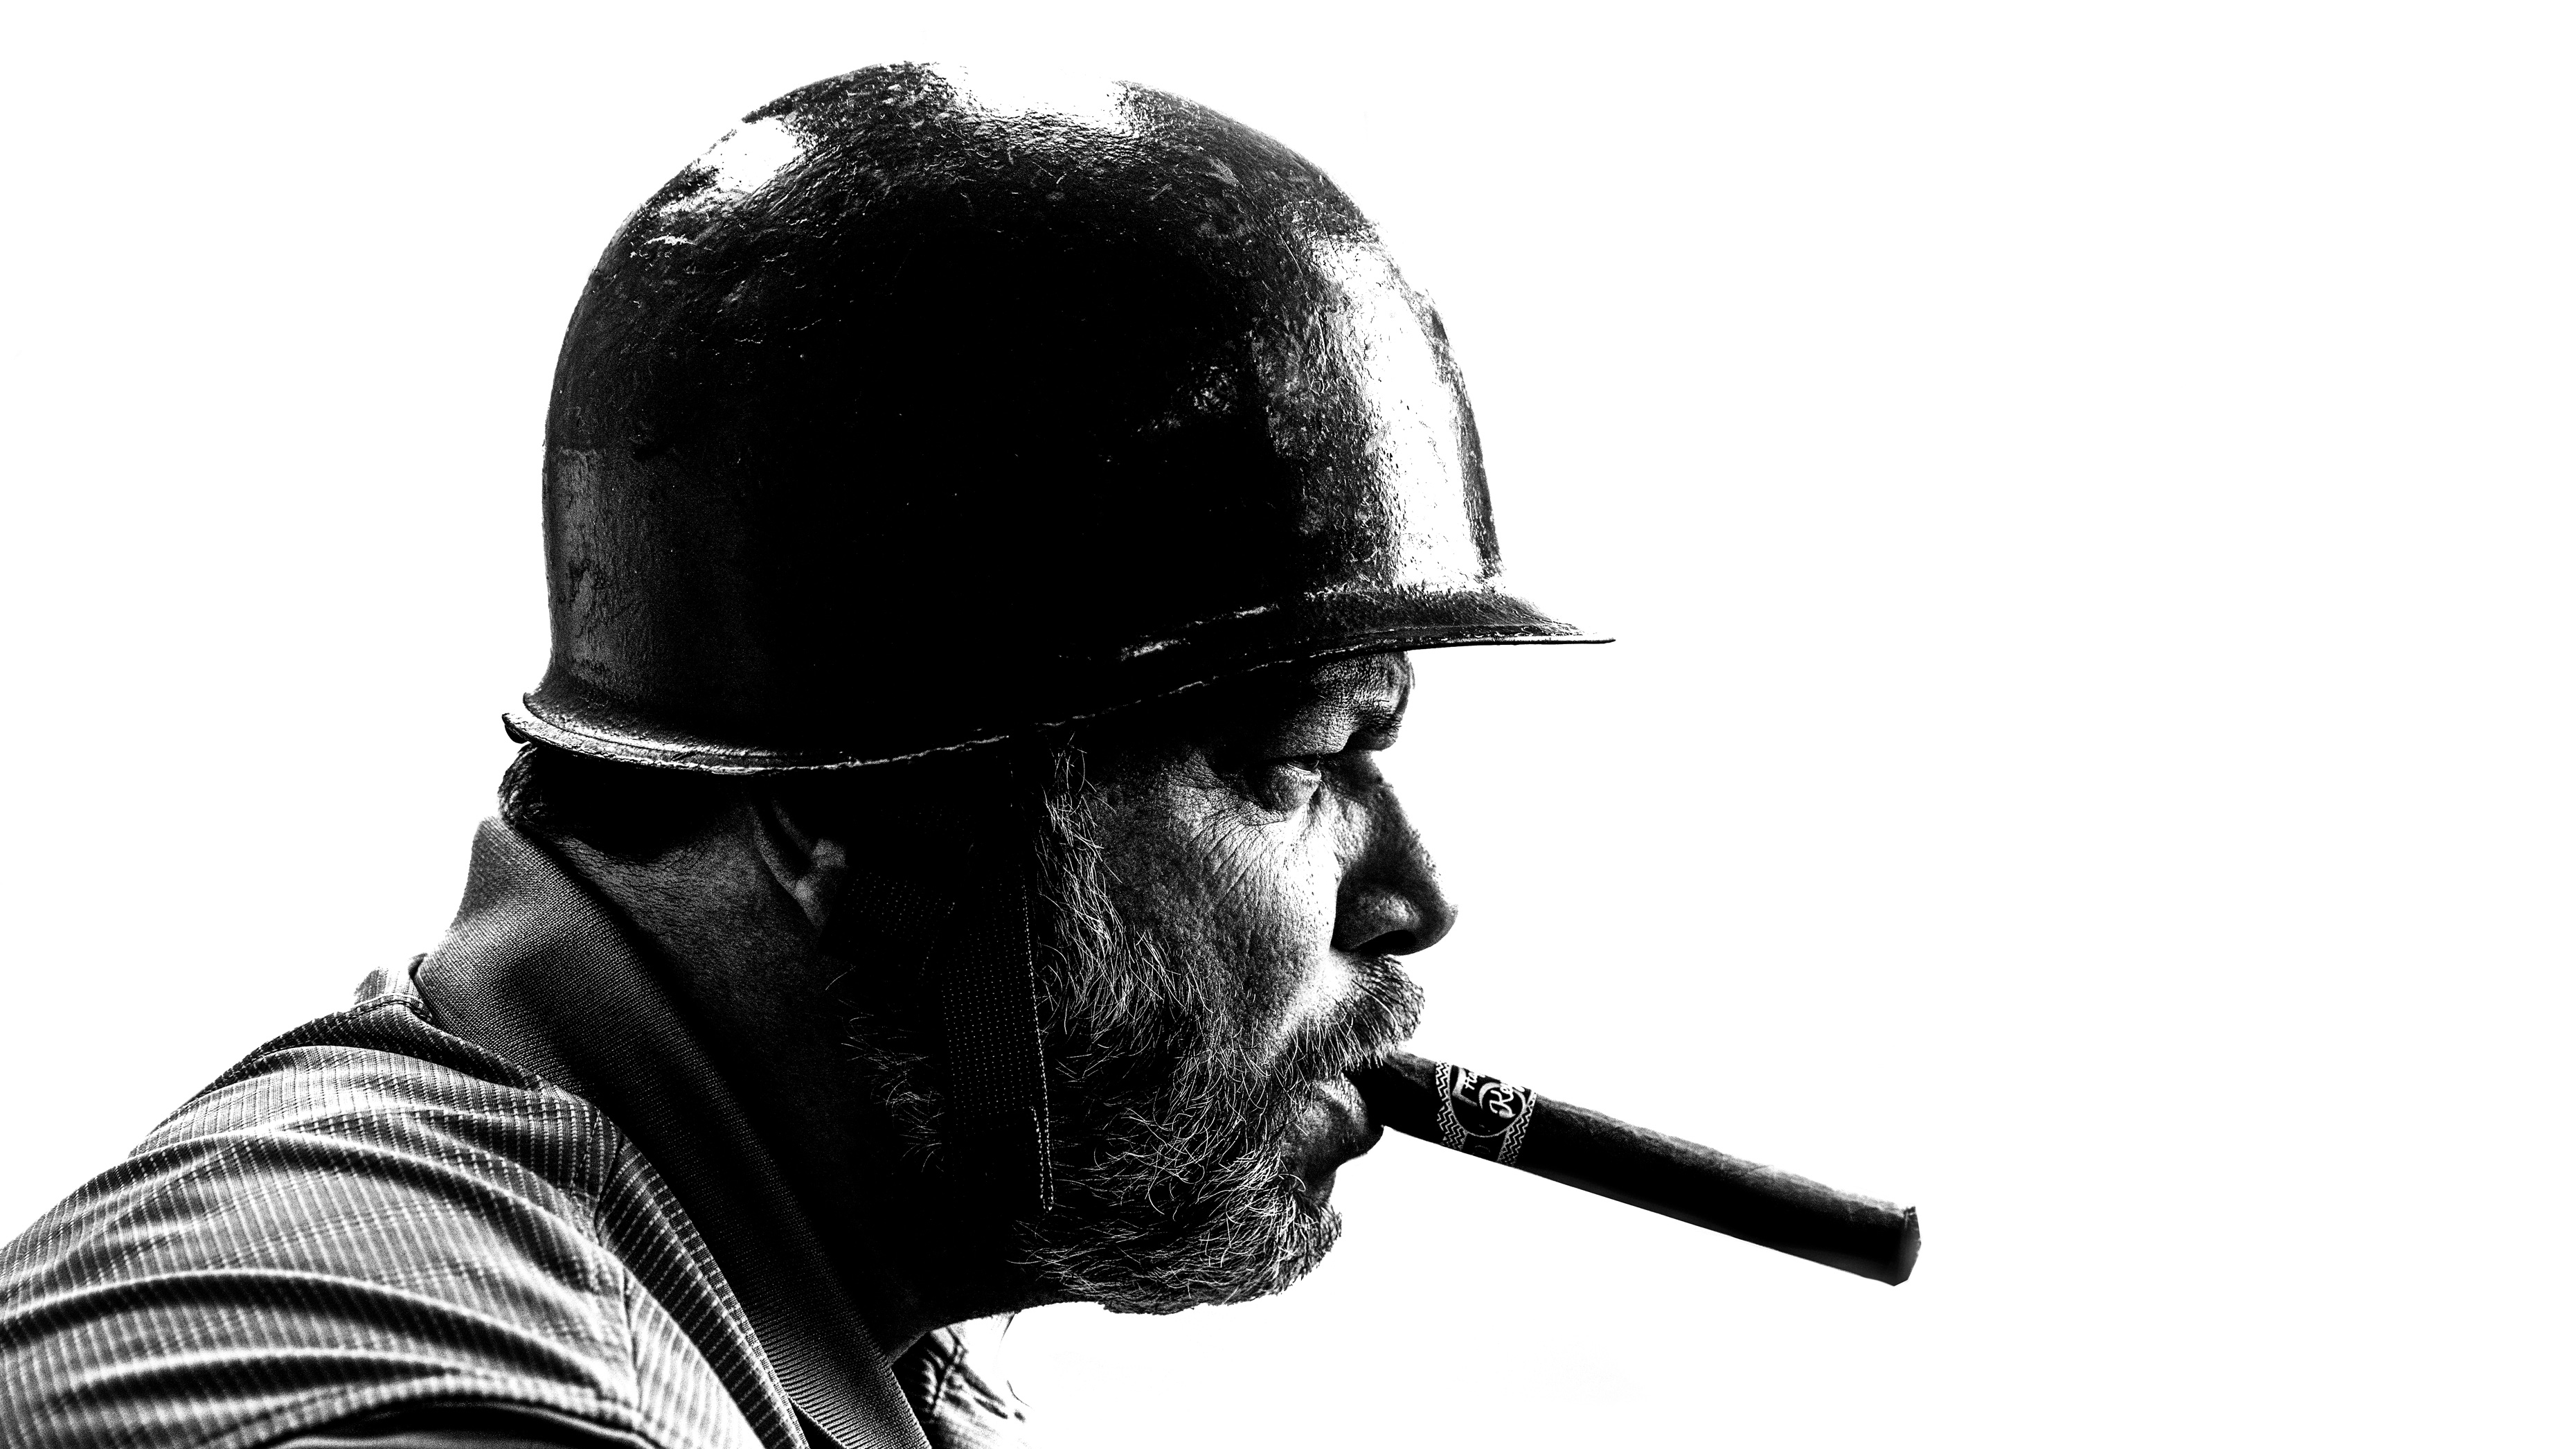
xmin=3 ymin=3 xmax=2568 ymax=1444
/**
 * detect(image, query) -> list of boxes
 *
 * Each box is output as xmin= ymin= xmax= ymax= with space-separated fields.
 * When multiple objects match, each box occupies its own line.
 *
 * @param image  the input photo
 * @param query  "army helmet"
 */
xmin=510 ymin=62 xmax=1598 ymax=772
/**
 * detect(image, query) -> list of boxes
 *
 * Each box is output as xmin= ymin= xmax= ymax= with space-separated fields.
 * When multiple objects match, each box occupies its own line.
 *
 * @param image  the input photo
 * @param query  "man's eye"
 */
xmin=1251 ymin=755 xmax=1327 ymax=810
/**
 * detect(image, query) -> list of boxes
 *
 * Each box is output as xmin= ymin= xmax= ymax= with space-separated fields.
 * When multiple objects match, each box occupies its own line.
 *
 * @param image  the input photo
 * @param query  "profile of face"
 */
xmin=1017 ymin=651 xmax=1453 ymax=1313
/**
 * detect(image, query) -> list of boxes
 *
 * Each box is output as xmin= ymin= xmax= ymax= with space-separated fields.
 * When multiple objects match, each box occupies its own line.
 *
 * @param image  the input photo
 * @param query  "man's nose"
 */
xmin=1334 ymin=789 xmax=1458 ymax=957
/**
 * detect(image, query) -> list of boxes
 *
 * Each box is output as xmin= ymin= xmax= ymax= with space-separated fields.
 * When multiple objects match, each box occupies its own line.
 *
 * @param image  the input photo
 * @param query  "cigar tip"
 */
xmin=1882 ymin=1205 xmax=1922 ymax=1286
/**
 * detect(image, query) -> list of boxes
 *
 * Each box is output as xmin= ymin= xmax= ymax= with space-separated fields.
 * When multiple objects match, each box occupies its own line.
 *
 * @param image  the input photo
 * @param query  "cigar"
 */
xmin=1352 ymin=1052 xmax=1920 ymax=1286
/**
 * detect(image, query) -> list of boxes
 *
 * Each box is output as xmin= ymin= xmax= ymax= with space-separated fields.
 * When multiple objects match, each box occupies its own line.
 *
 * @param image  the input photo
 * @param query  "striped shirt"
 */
xmin=1 ymin=822 xmax=1026 ymax=1449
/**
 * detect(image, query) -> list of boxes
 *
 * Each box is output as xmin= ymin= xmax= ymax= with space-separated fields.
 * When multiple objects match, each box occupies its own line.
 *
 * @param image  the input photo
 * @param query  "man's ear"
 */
xmin=750 ymin=792 xmax=854 ymax=935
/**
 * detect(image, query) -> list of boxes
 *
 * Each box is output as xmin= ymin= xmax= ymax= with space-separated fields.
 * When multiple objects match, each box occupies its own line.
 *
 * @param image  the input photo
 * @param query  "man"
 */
xmin=0 ymin=63 xmax=1595 ymax=1449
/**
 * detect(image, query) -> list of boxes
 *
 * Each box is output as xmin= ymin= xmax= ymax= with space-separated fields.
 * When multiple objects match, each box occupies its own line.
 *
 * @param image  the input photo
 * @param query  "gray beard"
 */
xmin=843 ymin=772 xmax=1424 ymax=1315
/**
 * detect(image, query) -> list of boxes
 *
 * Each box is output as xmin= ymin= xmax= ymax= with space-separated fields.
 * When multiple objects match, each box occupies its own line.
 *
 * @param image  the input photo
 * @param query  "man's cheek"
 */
xmin=1108 ymin=794 xmax=1243 ymax=936
xmin=1233 ymin=808 xmax=1339 ymax=950
xmin=1144 ymin=810 xmax=1313 ymax=1037
xmin=1235 ymin=835 xmax=1344 ymax=1061
xmin=1179 ymin=796 xmax=1329 ymax=921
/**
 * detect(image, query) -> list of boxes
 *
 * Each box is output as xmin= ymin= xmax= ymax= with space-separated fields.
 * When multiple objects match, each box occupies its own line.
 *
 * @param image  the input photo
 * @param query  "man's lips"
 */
xmin=1304 ymin=1072 xmax=1384 ymax=1164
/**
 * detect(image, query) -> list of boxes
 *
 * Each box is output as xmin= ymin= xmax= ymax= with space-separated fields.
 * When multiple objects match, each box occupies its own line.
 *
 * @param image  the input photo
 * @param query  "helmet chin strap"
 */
xmin=811 ymin=754 xmax=1057 ymax=1229
xmin=926 ymin=835 xmax=1055 ymax=1223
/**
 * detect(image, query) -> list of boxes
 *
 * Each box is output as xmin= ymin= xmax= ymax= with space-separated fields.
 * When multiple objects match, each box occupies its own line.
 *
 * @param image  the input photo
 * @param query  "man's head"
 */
xmin=498 ymin=62 xmax=1595 ymax=1324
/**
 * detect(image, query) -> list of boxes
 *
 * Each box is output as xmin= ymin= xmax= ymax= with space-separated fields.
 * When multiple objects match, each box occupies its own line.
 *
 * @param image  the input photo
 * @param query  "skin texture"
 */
xmin=1053 ymin=651 xmax=1451 ymax=1193
xmin=557 ymin=651 xmax=1452 ymax=1352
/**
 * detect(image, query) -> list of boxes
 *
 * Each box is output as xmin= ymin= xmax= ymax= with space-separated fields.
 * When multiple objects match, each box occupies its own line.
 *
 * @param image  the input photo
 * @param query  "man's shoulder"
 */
xmin=0 ymin=983 xmax=771 ymax=1449
xmin=150 ymin=977 xmax=619 ymax=1212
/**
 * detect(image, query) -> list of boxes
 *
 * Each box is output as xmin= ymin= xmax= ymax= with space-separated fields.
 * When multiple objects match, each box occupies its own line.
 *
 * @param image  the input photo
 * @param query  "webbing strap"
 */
xmin=928 ymin=848 xmax=1055 ymax=1219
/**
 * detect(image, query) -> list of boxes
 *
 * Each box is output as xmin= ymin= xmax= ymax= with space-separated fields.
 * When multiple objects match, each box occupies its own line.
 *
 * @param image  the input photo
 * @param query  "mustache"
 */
xmin=1262 ymin=952 xmax=1424 ymax=1088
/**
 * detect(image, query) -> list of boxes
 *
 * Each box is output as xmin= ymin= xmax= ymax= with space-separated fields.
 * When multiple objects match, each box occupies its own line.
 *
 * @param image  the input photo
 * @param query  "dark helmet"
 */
xmin=508 ymin=63 xmax=1598 ymax=772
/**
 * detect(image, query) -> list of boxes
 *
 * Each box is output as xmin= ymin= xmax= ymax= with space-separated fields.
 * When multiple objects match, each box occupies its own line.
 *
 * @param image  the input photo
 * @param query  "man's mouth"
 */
xmin=1305 ymin=1072 xmax=1384 ymax=1163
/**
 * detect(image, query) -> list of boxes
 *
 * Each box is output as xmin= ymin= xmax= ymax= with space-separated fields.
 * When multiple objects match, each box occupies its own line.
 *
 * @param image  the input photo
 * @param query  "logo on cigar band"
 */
xmin=1434 ymin=1063 xmax=1535 ymax=1166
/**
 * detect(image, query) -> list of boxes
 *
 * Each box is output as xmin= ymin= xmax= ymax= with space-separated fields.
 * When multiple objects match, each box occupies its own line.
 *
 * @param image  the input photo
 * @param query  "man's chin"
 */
xmin=1195 ymin=1197 xmax=1341 ymax=1310
xmin=1024 ymin=1157 xmax=1345 ymax=1315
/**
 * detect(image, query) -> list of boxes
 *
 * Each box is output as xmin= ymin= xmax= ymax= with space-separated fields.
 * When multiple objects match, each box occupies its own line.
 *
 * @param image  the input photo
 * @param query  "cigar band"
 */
xmin=1433 ymin=1063 xmax=1535 ymax=1167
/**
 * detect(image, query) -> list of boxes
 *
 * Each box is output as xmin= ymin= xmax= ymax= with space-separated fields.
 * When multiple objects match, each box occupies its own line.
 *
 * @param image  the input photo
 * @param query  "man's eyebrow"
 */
xmin=1266 ymin=691 xmax=1403 ymax=753
xmin=1258 ymin=657 xmax=1410 ymax=747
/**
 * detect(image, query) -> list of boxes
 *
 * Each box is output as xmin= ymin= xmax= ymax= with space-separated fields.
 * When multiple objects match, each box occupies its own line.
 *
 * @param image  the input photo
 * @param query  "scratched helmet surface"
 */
xmin=511 ymin=62 xmax=1597 ymax=772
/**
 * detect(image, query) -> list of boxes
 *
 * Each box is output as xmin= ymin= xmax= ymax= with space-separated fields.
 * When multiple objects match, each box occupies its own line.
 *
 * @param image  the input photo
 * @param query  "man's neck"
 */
xmin=551 ymin=816 xmax=1046 ymax=1354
